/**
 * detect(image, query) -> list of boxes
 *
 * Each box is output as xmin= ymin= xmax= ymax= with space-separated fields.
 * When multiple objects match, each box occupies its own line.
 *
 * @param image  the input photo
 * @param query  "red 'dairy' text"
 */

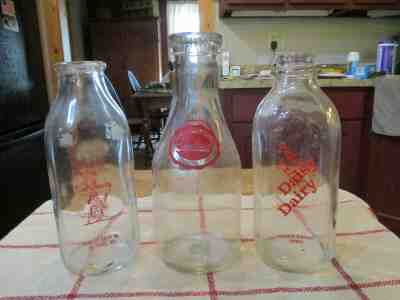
xmin=276 ymin=143 xmax=318 ymax=216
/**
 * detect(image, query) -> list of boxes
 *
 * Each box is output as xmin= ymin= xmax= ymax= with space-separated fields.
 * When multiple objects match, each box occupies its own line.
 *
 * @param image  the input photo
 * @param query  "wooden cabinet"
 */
xmin=220 ymin=0 xmax=285 ymax=16
xmin=220 ymin=0 xmax=400 ymax=16
xmin=353 ymin=0 xmax=397 ymax=4
xmin=89 ymin=18 xmax=161 ymax=101
xmin=220 ymin=87 xmax=373 ymax=197
xmin=352 ymin=0 xmax=400 ymax=9
xmin=289 ymin=0 xmax=348 ymax=6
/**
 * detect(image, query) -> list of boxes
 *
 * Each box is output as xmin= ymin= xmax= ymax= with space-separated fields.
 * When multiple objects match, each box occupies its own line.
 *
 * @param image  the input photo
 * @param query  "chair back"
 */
xmin=104 ymin=75 xmax=124 ymax=109
xmin=128 ymin=70 xmax=142 ymax=93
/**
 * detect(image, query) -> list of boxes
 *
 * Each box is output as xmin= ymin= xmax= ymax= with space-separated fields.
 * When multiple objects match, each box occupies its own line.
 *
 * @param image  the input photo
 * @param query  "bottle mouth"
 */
xmin=169 ymin=32 xmax=222 ymax=56
xmin=54 ymin=61 xmax=107 ymax=75
xmin=275 ymin=53 xmax=314 ymax=75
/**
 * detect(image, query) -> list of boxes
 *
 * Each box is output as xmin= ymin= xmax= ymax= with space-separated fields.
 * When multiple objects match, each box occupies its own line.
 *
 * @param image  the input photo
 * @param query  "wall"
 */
xmin=215 ymin=4 xmax=400 ymax=65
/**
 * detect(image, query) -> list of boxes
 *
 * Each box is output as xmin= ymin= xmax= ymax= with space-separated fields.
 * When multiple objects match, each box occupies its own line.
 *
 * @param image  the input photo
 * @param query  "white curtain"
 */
xmin=167 ymin=1 xmax=200 ymax=35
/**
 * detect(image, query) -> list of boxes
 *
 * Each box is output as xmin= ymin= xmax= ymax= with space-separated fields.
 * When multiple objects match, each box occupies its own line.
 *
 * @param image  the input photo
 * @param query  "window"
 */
xmin=167 ymin=0 xmax=200 ymax=35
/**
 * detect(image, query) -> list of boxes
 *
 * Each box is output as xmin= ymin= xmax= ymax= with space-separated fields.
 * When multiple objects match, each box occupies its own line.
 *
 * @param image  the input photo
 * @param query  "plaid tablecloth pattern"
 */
xmin=1 ymin=190 xmax=400 ymax=300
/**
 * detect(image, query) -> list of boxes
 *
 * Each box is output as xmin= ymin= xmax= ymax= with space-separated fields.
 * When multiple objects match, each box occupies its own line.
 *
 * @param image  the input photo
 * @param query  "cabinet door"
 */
xmin=90 ymin=22 xmax=126 ymax=97
xmin=123 ymin=20 xmax=160 ymax=93
xmin=340 ymin=121 xmax=363 ymax=196
xmin=323 ymin=87 xmax=369 ymax=120
xmin=90 ymin=19 xmax=160 ymax=100
xmin=232 ymin=92 xmax=265 ymax=122
xmin=231 ymin=123 xmax=253 ymax=168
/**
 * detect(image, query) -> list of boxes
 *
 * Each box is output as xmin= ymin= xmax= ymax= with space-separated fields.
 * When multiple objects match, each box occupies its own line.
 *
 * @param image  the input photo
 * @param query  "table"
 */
xmin=2 ymin=170 xmax=400 ymax=300
xmin=130 ymin=92 xmax=172 ymax=157
xmin=130 ymin=92 xmax=172 ymax=120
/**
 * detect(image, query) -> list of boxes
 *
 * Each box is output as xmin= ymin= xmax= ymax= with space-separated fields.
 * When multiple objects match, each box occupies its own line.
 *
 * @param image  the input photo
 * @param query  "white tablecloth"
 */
xmin=1 ymin=190 xmax=400 ymax=300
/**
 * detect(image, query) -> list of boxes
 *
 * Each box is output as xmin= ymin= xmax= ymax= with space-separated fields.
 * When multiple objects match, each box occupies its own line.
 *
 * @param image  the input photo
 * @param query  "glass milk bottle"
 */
xmin=45 ymin=61 xmax=139 ymax=275
xmin=253 ymin=54 xmax=341 ymax=273
xmin=152 ymin=33 xmax=242 ymax=273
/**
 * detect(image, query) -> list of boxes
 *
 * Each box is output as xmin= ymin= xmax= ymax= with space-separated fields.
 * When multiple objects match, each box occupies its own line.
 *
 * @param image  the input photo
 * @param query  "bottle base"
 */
xmin=161 ymin=233 xmax=240 ymax=274
xmin=256 ymin=238 xmax=333 ymax=273
xmin=61 ymin=239 xmax=137 ymax=276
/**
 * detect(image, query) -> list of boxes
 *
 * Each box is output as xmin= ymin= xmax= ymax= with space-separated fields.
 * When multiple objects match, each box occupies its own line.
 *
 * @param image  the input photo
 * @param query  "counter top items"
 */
xmin=2 ymin=173 xmax=400 ymax=299
xmin=347 ymin=51 xmax=360 ymax=78
xmin=219 ymin=77 xmax=375 ymax=89
xmin=372 ymin=76 xmax=400 ymax=136
xmin=222 ymin=49 xmax=230 ymax=77
xmin=318 ymin=65 xmax=346 ymax=78
xmin=355 ymin=63 xmax=376 ymax=80
xmin=253 ymin=53 xmax=341 ymax=273
xmin=45 ymin=61 xmax=139 ymax=275
xmin=376 ymin=41 xmax=398 ymax=75
xmin=230 ymin=65 xmax=241 ymax=77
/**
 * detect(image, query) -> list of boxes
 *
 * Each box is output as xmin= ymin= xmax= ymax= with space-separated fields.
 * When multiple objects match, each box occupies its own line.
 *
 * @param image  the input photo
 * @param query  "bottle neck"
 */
xmin=173 ymin=54 xmax=220 ymax=114
xmin=57 ymin=71 xmax=107 ymax=101
xmin=275 ymin=69 xmax=315 ymax=90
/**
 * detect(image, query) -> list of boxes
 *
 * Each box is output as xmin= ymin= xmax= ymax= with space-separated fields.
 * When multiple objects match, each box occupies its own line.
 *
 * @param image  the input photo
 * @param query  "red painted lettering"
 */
xmin=278 ymin=182 xmax=291 ymax=195
xmin=278 ymin=203 xmax=292 ymax=216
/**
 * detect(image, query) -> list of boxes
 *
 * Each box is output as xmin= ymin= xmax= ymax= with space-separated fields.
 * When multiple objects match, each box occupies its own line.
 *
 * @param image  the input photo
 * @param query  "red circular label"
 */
xmin=169 ymin=121 xmax=220 ymax=170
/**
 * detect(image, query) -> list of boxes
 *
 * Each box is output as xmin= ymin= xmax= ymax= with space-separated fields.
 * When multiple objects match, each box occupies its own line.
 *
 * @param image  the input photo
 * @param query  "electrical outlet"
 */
xmin=268 ymin=32 xmax=286 ymax=52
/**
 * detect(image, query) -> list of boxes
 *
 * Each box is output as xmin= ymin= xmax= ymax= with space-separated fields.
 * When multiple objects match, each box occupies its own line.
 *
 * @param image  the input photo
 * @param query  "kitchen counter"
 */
xmin=219 ymin=78 xmax=375 ymax=89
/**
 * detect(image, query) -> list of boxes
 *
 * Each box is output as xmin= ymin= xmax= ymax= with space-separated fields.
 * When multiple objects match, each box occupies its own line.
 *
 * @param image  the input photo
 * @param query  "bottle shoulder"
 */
xmin=255 ymin=86 xmax=340 ymax=126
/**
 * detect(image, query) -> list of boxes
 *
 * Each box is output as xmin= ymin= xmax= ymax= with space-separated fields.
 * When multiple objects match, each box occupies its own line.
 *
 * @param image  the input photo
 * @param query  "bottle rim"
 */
xmin=54 ymin=61 xmax=107 ymax=74
xmin=274 ymin=53 xmax=314 ymax=75
xmin=169 ymin=32 xmax=222 ymax=56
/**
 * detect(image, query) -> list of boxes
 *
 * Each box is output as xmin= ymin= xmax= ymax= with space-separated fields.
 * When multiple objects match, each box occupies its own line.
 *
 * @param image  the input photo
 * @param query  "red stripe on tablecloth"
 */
xmin=1 ymin=279 xmax=400 ymax=299
xmin=0 ymin=244 xmax=59 ymax=249
xmin=67 ymin=274 xmax=85 ymax=300
xmin=28 ymin=197 xmax=356 ymax=215
xmin=197 ymin=194 xmax=218 ymax=300
xmin=77 ymin=291 xmax=211 ymax=298
xmin=0 ymin=227 xmax=389 ymax=250
xmin=0 ymin=296 xmax=67 ymax=300
xmin=0 ymin=240 xmax=157 ymax=250
xmin=207 ymin=273 xmax=218 ymax=300
xmin=332 ymin=258 xmax=370 ymax=300
xmin=337 ymin=229 xmax=388 ymax=237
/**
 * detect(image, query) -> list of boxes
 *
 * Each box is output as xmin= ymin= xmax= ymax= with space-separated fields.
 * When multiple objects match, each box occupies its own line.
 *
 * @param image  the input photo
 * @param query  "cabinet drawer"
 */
xmin=324 ymin=88 xmax=369 ymax=120
xmin=230 ymin=88 xmax=369 ymax=122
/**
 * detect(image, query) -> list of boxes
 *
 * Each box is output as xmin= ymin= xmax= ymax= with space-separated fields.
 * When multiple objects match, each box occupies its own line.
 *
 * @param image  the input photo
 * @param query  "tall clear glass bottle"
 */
xmin=45 ymin=61 xmax=138 ymax=275
xmin=152 ymin=33 xmax=242 ymax=273
xmin=253 ymin=54 xmax=341 ymax=273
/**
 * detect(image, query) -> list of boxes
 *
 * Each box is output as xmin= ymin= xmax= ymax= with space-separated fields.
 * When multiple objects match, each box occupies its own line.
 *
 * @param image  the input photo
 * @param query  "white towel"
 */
xmin=372 ymin=75 xmax=400 ymax=136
